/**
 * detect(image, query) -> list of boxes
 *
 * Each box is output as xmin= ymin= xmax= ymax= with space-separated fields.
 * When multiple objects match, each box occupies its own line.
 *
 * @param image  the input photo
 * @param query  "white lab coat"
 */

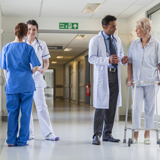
xmin=88 ymin=31 xmax=124 ymax=109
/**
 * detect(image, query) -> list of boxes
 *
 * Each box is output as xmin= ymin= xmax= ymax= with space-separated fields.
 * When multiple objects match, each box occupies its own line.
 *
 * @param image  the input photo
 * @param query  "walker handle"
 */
xmin=132 ymin=81 xmax=159 ymax=85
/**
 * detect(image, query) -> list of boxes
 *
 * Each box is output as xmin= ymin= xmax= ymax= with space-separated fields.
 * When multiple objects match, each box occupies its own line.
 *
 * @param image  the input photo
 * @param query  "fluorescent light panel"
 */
xmin=52 ymin=61 xmax=57 ymax=64
xmin=83 ymin=3 xmax=101 ymax=13
xmin=57 ymin=56 xmax=63 ymax=58
xmin=75 ymin=35 xmax=87 ymax=39
xmin=64 ymin=48 xmax=72 ymax=51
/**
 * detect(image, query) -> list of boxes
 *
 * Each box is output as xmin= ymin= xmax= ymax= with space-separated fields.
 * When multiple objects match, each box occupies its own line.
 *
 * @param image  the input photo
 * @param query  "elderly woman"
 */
xmin=127 ymin=18 xmax=160 ymax=145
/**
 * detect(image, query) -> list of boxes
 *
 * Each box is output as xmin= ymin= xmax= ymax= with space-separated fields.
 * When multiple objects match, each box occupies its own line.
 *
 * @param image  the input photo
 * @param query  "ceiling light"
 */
xmin=57 ymin=56 xmax=63 ymax=59
xmin=52 ymin=61 xmax=57 ymax=64
xmin=83 ymin=3 xmax=102 ymax=13
xmin=64 ymin=48 xmax=72 ymax=51
xmin=75 ymin=35 xmax=87 ymax=39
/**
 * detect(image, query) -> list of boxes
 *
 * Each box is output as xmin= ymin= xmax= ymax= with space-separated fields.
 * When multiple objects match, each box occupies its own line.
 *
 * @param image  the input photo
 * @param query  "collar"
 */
xmin=26 ymin=38 xmax=37 ymax=45
xmin=136 ymin=36 xmax=154 ymax=44
xmin=102 ymin=31 xmax=113 ymax=40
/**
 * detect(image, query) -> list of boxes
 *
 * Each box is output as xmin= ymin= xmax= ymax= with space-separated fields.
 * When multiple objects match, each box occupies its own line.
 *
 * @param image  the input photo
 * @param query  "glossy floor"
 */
xmin=0 ymin=100 xmax=160 ymax=160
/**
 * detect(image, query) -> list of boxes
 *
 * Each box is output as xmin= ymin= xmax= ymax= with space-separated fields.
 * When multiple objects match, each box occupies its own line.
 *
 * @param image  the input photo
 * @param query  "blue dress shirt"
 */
xmin=102 ymin=31 xmax=117 ymax=68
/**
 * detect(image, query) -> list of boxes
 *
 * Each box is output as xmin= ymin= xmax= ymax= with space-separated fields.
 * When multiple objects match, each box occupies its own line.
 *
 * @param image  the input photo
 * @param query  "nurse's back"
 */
xmin=0 ymin=23 xmax=40 ymax=94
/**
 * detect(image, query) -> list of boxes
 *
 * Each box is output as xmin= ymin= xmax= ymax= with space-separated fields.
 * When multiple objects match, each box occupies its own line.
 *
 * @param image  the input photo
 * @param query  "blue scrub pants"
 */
xmin=6 ymin=91 xmax=33 ymax=146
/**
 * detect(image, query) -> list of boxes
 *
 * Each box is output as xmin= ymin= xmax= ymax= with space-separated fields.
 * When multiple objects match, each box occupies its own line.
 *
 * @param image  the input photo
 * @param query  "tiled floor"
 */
xmin=0 ymin=99 xmax=160 ymax=160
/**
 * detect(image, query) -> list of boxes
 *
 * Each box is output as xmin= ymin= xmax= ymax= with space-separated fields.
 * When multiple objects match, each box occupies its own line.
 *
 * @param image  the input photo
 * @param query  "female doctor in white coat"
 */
xmin=89 ymin=15 xmax=129 ymax=145
xmin=25 ymin=20 xmax=59 ymax=141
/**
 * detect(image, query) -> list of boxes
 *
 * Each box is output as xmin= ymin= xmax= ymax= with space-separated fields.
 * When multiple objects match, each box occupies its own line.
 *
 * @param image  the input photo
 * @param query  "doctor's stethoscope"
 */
xmin=24 ymin=37 xmax=43 ymax=51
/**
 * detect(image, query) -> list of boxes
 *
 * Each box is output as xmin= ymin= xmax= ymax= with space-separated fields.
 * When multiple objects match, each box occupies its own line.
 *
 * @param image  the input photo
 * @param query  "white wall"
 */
xmin=128 ymin=0 xmax=160 ymax=43
xmin=2 ymin=17 xmax=102 ymax=33
xmin=0 ymin=8 xmax=7 ymax=119
xmin=0 ymin=7 xmax=2 ymax=115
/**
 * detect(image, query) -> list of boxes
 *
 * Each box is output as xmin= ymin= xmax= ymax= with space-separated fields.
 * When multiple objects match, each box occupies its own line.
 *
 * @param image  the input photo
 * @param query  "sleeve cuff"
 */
xmin=42 ymin=54 xmax=51 ymax=60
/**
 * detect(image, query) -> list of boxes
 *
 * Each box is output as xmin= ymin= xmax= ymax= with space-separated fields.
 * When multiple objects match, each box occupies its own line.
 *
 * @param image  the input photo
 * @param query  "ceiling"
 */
xmin=38 ymin=33 xmax=96 ymax=64
xmin=0 ymin=0 xmax=154 ymax=65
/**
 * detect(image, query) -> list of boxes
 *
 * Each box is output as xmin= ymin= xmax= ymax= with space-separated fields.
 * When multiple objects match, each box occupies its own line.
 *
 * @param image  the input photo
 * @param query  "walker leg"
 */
xmin=156 ymin=130 xmax=160 ymax=144
xmin=131 ymin=130 xmax=134 ymax=144
xmin=123 ymin=128 xmax=127 ymax=143
xmin=155 ymin=83 xmax=159 ymax=145
xmin=132 ymin=84 xmax=137 ymax=144
xmin=128 ymin=138 xmax=132 ymax=147
xmin=123 ymin=87 xmax=130 ymax=144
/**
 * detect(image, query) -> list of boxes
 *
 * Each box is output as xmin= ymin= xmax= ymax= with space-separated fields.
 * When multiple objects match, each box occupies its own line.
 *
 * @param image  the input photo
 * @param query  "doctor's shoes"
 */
xmin=45 ymin=133 xmax=60 ymax=141
xmin=103 ymin=133 xmax=120 ymax=143
xmin=92 ymin=135 xmax=101 ymax=145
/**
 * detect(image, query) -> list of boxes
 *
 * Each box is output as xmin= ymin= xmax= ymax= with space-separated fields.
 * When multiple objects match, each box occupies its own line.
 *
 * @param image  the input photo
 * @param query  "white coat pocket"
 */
xmin=97 ymin=65 xmax=104 ymax=85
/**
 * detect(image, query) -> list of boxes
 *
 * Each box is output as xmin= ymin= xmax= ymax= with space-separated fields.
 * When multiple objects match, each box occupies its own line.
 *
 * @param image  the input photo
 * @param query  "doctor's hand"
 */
xmin=158 ymin=80 xmax=160 ymax=86
xmin=127 ymin=80 xmax=134 ymax=87
xmin=109 ymin=55 xmax=120 ymax=64
xmin=38 ymin=69 xmax=45 ymax=74
xmin=121 ymin=56 xmax=130 ymax=64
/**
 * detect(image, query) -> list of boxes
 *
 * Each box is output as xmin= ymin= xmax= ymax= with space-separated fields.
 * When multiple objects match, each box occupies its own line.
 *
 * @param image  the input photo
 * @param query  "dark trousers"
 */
xmin=93 ymin=70 xmax=119 ymax=138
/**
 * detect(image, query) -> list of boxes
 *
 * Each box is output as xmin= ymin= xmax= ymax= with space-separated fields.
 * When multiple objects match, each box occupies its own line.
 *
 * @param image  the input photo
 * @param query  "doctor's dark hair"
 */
xmin=27 ymin=20 xmax=38 ymax=30
xmin=102 ymin=15 xmax=117 ymax=27
xmin=15 ymin=23 xmax=28 ymax=40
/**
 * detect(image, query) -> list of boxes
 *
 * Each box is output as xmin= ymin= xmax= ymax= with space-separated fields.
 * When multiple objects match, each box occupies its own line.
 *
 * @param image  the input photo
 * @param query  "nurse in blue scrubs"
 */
xmin=0 ymin=23 xmax=41 ymax=146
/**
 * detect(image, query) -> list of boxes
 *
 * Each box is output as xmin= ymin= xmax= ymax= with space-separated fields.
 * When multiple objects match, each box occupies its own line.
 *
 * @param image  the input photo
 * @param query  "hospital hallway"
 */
xmin=0 ymin=99 xmax=160 ymax=160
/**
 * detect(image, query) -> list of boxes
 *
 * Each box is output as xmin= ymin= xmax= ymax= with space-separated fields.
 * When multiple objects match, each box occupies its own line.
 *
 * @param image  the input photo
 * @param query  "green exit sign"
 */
xmin=59 ymin=23 xmax=78 ymax=29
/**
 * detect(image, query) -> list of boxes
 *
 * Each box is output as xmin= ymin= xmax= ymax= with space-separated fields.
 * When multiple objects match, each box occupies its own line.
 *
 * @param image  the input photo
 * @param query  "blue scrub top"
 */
xmin=0 ymin=42 xmax=41 ymax=94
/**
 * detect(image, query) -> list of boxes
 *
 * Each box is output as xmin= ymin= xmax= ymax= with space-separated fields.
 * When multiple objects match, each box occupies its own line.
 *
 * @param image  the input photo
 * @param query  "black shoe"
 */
xmin=92 ymin=135 xmax=100 ymax=145
xmin=103 ymin=133 xmax=120 ymax=143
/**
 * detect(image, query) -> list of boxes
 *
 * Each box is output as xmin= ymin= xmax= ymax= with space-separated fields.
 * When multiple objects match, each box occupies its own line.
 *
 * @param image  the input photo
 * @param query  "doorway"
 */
xmin=43 ymin=69 xmax=55 ymax=103
xmin=69 ymin=66 xmax=73 ymax=102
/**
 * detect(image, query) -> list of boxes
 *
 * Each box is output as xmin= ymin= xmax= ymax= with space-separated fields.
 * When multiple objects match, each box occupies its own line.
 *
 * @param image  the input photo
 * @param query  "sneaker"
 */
xmin=144 ymin=138 xmax=151 ymax=145
xmin=45 ymin=133 xmax=60 ymax=141
xmin=26 ymin=141 xmax=29 ymax=146
xmin=29 ymin=135 xmax=34 ymax=140
xmin=133 ymin=138 xmax=138 ymax=144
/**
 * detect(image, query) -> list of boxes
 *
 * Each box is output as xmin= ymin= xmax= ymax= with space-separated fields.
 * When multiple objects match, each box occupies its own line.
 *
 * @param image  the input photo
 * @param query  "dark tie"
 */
xmin=108 ymin=36 xmax=117 ymax=68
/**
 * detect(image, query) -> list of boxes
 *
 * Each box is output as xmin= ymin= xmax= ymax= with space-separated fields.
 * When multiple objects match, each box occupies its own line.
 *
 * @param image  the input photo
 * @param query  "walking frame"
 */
xmin=123 ymin=81 xmax=160 ymax=147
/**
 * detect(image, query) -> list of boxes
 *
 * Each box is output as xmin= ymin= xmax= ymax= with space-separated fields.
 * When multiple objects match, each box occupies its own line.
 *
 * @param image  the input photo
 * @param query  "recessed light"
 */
xmin=52 ymin=61 xmax=57 ymax=64
xmin=82 ymin=3 xmax=102 ymax=13
xmin=75 ymin=35 xmax=87 ymax=39
xmin=64 ymin=48 xmax=72 ymax=51
xmin=57 ymin=56 xmax=63 ymax=59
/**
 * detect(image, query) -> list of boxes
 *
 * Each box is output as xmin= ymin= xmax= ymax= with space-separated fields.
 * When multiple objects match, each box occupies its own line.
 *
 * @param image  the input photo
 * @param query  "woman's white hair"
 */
xmin=136 ymin=18 xmax=152 ymax=37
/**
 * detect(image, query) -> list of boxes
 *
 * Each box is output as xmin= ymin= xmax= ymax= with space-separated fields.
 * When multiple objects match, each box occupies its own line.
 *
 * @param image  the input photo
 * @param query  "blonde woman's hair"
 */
xmin=136 ymin=18 xmax=152 ymax=37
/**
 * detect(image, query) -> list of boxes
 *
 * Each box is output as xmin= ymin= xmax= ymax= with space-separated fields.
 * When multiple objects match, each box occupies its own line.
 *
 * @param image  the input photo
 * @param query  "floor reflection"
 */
xmin=0 ymin=100 xmax=160 ymax=160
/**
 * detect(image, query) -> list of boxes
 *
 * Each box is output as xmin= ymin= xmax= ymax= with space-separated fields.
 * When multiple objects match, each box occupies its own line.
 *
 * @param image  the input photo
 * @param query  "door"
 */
xmin=69 ymin=66 xmax=73 ymax=102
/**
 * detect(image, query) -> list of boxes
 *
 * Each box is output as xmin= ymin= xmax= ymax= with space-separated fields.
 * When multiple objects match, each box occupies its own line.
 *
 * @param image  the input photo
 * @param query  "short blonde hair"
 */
xmin=136 ymin=18 xmax=152 ymax=37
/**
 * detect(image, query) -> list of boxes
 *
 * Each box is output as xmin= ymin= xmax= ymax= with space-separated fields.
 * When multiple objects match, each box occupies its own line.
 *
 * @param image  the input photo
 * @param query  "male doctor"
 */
xmin=88 ymin=15 xmax=129 ymax=145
